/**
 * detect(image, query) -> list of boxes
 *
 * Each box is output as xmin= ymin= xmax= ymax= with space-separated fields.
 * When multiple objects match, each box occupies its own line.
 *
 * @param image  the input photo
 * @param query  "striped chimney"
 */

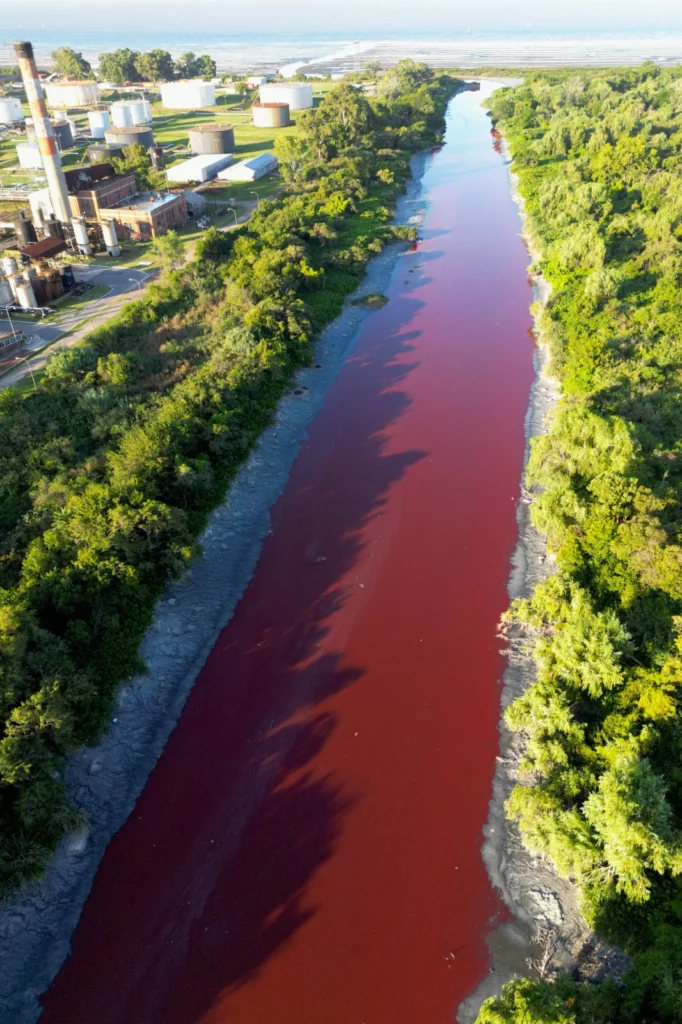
xmin=13 ymin=41 xmax=72 ymax=226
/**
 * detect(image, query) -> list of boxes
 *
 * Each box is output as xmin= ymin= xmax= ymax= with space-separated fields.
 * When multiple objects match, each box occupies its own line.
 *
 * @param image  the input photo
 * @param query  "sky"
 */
xmin=3 ymin=0 xmax=682 ymax=35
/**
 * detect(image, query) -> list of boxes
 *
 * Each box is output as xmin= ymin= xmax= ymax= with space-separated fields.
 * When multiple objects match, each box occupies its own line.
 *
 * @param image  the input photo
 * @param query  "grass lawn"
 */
xmin=52 ymin=282 xmax=110 ymax=315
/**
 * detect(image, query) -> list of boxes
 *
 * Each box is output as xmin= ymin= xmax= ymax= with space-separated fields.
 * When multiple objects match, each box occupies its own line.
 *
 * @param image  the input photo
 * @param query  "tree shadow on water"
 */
xmin=41 ymin=304 xmax=428 ymax=1024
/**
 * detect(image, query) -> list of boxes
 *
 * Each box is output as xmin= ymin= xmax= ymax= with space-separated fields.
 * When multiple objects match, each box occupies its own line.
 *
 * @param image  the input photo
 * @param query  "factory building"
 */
xmin=64 ymin=164 xmax=137 ymax=220
xmin=252 ymin=102 xmax=290 ymax=128
xmin=100 ymin=192 xmax=188 ymax=241
xmin=45 ymin=80 xmax=99 ymax=108
xmin=160 ymin=81 xmax=215 ymax=110
xmin=259 ymin=82 xmax=313 ymax=110
xmin=188 ymin=124 xmax=235 ymax=155
xmin=166 ymin=153 xmax=234 ymax=184
xmin=217 ymin=152 xmax=278 ymax=182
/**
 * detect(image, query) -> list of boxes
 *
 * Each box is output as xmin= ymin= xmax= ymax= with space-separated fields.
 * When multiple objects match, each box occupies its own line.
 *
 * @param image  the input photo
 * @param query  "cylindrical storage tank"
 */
xmin=252 ymin=102 xmax=290 ymax=128
xmin=104 ymin=125 xmax=155 ymax=149
xmin=0 ymin=279 xmax=13 ymax=306
xmin=72 ymin=216 xmax=92 ymax=256
xmin=101 ymin=219 xmax=121 ymax=257
xmin=45 ymin=80 xmax=99 ymax=108
xmin=141 ymin=99 xmax=153 ymax=122
xmin=0 ymin=97 xmax=24 ymax=123
xmin=52 ymin=120 xmax=74 ymax=151
xmin=14 ymin=216 xmax=37 ymax=246
xmin=39 ymin=267 xmax=65 ymax=301
xmin=149 ymin=145 xmax=165 ymax=171
xmin=160 ymin=81 xmax=215 ymax=110
xmin=25 ymin=118 xmax=36 ymax=141
xmin=188 ymin=124 xmax=235 ymax=155
xmin=16 ymin=142 xmax=43 ymax=169
xmin=88 ymin=143 xmax=124 ymax=164
xmin=88 ymin=110 xmax=111 ymax=139
xmin=126 ymin=100 xmax=147 ymax=125
xmin=111 ymin=101 xmax=133 ymax=128
xmin=259 ymin=82 xmax=313 ymax=110
xmin=2 ymin=256 xmax=18 ymax=278
xmin=15 ymin=280 xmax=37 ymax=310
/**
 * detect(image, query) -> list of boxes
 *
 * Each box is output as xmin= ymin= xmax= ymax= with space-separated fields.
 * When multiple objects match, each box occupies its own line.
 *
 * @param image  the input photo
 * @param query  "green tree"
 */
xmin=51 ymin=47 xmax=92 ymax=79
xmin=111 ymin=143 xmax=162 ymax=192
xmin=196 ymin=55 xmax=217 ymax=80
xmin=152 ymin=229 xmax=186 ymax=272
xmin=97 ymin=49 xmax=141 ymax=85
xmin=134 ymin=50 xmax=175 ymax=84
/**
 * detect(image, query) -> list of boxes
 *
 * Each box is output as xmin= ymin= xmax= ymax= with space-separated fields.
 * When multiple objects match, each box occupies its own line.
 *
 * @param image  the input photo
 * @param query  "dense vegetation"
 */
xmin=53 ymin=46 xmax=217 ymax=85
xmin=476 ymin=66 xmax=682 ymax=1023
xmin=0 ymin=62 xmax=459 ymax=890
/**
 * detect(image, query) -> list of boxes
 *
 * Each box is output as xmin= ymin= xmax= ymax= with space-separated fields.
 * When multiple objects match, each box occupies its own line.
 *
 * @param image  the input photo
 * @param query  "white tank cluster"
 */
xmin=0 ymin=97 xmax=25 ymax=123
xmin=88 ymin=110 xmax=111 ymax=139
xmin=160 ymin=81 xmax=215 ymax=109
xmin=259 ymin=82 xmax=313 ymax=110
xmin=45 ymin=80 xmax=99 ymax=108
xmin=110 ymin=100 xmax=152 ymax=128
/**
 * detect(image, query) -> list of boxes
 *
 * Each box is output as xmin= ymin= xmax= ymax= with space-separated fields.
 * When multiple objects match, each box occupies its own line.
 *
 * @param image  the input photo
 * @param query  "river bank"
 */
xmin=458 ymin=123 xmax=594 ymax=1022
xmin=0 ymin=158 xmax=432 ymax=1024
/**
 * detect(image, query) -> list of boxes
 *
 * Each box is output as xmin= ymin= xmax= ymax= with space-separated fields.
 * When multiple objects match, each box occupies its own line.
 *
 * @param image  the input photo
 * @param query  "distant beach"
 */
xmin=3 ymin=29 xmax=682 ymax=74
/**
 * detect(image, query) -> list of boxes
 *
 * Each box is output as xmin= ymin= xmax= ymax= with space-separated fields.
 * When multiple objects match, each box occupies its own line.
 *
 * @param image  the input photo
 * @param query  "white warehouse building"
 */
xmin=218 ymin=152 xmax=278 ymax=182
xmin=160 ymin=81 xmax=215 ymax=110
xmin=166 ymin=153 xmax=234 ymax=184
xmin=259 ymin=82 xmax=313 ymax=110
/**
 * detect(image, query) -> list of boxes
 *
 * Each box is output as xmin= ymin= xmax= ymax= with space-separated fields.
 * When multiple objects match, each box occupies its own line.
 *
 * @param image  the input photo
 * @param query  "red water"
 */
xmin=41 ymin=84 xmax=535 ymax=1024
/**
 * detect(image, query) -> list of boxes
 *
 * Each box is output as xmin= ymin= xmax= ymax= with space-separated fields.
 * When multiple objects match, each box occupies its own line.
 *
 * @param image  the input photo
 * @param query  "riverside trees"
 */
xmin=0 ymin=64 xmax=459 ymax=891
xmin=476 ymin=67 xmax=682 ymax=1024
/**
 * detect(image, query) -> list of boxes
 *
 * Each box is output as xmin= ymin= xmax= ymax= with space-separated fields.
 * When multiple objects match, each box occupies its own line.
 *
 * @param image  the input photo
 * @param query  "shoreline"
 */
xmin=457 ymin=132 xmax=590 ymax=1022
xmin=0 ymin=155 xmax=432 ymax=1024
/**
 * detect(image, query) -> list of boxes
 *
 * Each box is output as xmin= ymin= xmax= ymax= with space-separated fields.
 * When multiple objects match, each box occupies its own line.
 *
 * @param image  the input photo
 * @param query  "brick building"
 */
xmin=99 ymin=192 xmax=188 ymax=241
xmin=65 ymin=164 xmax=137 ymax=220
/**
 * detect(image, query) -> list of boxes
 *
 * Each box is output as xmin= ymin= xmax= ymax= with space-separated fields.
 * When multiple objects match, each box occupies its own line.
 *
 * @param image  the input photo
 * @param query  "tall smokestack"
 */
xmin=13 ymin=41 xmax=72 ymax=226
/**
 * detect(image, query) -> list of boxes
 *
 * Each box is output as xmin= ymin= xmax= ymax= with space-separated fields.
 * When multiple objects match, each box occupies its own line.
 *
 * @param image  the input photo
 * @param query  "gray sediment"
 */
xmin=457 ymin=137 xmax=590 ymax=1023
xmin=0 ymin=156 xmax=431 ymax=1024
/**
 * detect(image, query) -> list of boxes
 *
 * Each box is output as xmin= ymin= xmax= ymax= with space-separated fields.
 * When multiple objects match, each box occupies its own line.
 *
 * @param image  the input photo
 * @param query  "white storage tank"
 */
xmin=126 ymin=100 xmax=148 ymax=125
xmin=1 ymin=256 xmax=18 ymax=278
xmin=0 ymin=97 xmax=25 ymax=123
xmin=160 ymin=81 xmax=215 ymax=110
xmin=111 ymin=101 xmax=133 ymax=128
xmin=101 ymin=219 xmax=121 ymax=257
xmin=16 ymin=279 xmax=37 ymax=310
xmin=259 ymin=82 xmax=313 ymax=110
xmin=72 ymin=217 xmax=92 ymax=256
xmin=45 ymin=80 xmax=99 ymax=108
xmin=89 ymin=110 xmax=111 ymax=138
xmin=16 ymin=142 xmax=43 ymax=169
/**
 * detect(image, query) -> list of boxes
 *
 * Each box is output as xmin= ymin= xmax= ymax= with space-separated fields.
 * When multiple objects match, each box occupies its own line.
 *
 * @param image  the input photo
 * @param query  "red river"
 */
xmin=41 ymin=82 xmax=535 ymax=1024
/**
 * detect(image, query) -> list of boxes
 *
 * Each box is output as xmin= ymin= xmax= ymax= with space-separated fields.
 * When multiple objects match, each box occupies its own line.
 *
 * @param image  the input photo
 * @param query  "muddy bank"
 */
xmin=457 ymin=137 xmax=589 ymax=1022
xmin=0 ymin=158 xmax=431 ymax=1024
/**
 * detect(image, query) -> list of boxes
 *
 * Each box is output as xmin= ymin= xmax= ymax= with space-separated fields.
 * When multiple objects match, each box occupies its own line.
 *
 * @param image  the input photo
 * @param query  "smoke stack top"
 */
xmin=13 ymin=42 xmax=33 ymax=59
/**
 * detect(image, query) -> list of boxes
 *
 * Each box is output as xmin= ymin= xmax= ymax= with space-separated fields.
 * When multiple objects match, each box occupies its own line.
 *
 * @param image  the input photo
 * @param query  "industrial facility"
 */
xmin=259 ymin=82 xmax=313 ymax=110
xmin=166 ymin=153 xmax=234 ymax=184
xmin=252 ymin=102 xmax=290 ymax=128
xmin=217 ymin=152 xmax=278 ymax=182
xmin=44 ymin=80 xmax=99 ymax=109
xmin=188 ymin=124 xmax=235 ymax=155
xmin=160 ymin=81 xmax=215 ymax=109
